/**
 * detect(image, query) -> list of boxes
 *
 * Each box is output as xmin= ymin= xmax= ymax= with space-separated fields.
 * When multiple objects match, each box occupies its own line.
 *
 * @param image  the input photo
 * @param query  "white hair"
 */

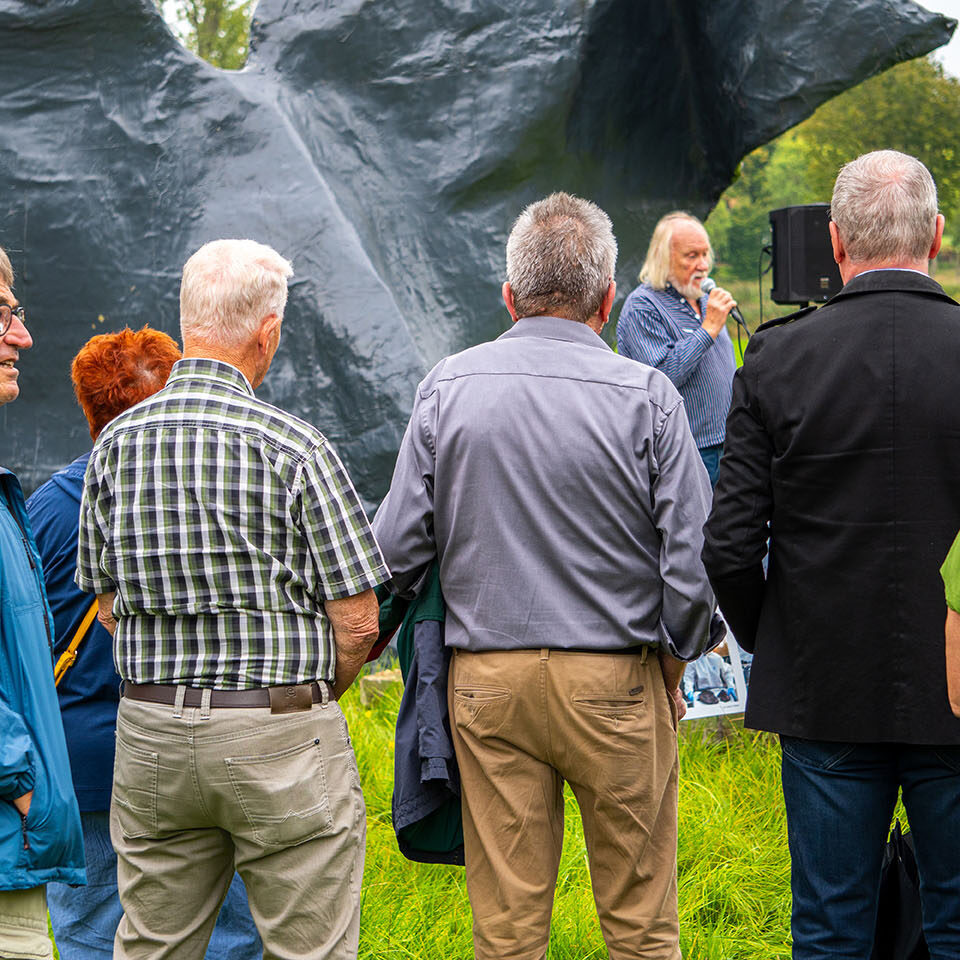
xmin=639 ymin=212 xmax=712 ymax=289
xmin=831 ymin=150 xmax=938 ymax=263
xmin=180 ymin=239 xmax=293 ymax=346
xmin=505 ymin=192 xmax=617 ymax=324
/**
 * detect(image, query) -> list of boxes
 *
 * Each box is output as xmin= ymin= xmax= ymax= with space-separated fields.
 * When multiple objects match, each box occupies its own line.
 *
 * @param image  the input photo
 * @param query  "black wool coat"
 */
xmin=703 ymin=269 xmax=960 ymax=744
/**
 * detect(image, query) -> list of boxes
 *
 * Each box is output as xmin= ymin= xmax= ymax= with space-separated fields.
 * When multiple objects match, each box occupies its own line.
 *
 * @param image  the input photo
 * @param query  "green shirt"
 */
xmin=941 ymin=530 xmax=960 ymax=613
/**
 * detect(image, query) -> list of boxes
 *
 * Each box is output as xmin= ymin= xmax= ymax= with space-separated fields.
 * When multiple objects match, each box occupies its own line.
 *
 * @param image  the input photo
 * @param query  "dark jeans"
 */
xmin=698 ymin=443 xmax=723 ymax=488
xmin=780 ymin=736 xmax=960 ymax=960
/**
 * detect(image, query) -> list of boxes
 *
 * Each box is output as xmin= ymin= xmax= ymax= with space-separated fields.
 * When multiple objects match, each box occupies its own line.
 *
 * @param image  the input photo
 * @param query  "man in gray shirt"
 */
xmin=374 ymin=193 xmax=714 ymax=960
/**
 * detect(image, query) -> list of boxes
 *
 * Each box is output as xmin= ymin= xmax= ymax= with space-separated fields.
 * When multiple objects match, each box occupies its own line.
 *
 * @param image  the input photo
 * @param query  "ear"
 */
xmin=930 ymin=213 xmax=946 ymax=261
xmin=828 ymin=221 xmax=844 ymax=265
xmin=502 ymin=281 xmax=519 ymax=323
xmin=598 ymin=280 xmax=617 ymax=325
xmin=257 ymin=313 xmax=282 ymax=355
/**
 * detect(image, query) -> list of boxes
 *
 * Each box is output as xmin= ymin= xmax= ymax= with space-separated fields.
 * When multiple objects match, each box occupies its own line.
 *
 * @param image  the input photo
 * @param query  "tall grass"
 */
xmin=345 ymin=687 xmax=794 ymax=959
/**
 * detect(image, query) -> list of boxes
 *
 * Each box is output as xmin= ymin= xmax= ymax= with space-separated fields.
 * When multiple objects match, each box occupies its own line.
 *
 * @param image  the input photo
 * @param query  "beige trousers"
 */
xmin=0 ymin=886 xmax=52 ymax=960
xmin=449 ymin=647 xmax=681 ymax=960
xmin=111 ymin=696 xmax=366 ymax=960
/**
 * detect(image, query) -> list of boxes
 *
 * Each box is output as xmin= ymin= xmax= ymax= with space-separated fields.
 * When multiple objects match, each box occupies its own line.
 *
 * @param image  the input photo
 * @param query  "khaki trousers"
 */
xmin=0 ymin=886 xmax=52 ymax=960
xmin=111 ymin=696 xmax=365 ymax=960
xmin=449 ymin=647 xmax=681 ymax=960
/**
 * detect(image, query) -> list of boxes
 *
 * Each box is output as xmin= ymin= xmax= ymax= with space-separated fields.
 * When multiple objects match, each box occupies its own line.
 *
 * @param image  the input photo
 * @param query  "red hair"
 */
xmin=72 ymin=326 xmax=181 ymax=440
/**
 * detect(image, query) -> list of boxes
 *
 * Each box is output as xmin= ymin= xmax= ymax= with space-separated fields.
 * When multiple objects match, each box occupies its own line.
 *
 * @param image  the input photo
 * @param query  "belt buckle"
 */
xmin=268 ymin=684 xmax=313 ymax=714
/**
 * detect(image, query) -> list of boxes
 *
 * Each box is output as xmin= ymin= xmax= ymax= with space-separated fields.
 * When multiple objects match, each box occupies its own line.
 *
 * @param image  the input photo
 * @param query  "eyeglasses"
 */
xmin=0 ymin=304 xmax=25 ymax=338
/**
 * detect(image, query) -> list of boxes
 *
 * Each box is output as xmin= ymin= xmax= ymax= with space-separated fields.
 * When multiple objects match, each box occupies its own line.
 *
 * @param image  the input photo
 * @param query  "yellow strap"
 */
xmin=54 ymin=599 xmax=100 ymax=686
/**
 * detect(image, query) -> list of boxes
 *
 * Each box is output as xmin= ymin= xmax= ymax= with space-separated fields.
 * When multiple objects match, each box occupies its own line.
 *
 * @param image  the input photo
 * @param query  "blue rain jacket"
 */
xmin=0 ymin=466 xmax=85 ymax=889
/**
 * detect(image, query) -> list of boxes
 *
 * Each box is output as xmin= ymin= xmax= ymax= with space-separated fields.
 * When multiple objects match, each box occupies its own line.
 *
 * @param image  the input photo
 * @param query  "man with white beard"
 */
xmin=617 ymin=212 xmax=738 ymax=485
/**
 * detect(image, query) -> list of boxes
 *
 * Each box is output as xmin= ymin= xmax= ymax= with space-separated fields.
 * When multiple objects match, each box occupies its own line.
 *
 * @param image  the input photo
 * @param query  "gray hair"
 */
xmin=639 ymin=212 xmax=712 ymax=289
xmin=505 ymin=192 xmax=617 ymax=324
xmin=0 ymin=246 xmax=13 ymax=288
xmin=831 ymin=150 xmax=938 ymax=263
xmin=180 ymin=239 xmax=293 ymax=347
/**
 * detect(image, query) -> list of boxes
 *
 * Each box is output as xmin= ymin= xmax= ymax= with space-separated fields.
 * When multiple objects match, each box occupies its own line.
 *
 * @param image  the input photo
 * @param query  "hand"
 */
xmin=97 ymin=592 xmax=118 ymax=636
xmin=702 ymin=286 xmax=737 ymax=338
xmin=13 ymin=790 xmax=32 ymax=817
xmin=670 ymin=686 xmax=687 ymax=723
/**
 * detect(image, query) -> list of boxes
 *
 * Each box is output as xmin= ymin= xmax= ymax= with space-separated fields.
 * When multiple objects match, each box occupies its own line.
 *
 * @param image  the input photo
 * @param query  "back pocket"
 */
xmin=226 ymin=737 xmax=334 ymax=847
xmin=113 ymin=739 xmax=159 ymax=839
xmin=573 ymin=692 xmax=645 ymax=718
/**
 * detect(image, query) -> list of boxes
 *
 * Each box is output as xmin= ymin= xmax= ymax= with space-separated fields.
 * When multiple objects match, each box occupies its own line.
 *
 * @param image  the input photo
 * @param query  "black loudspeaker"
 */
xmin=769 ymin=204 xmax=843 ymax=304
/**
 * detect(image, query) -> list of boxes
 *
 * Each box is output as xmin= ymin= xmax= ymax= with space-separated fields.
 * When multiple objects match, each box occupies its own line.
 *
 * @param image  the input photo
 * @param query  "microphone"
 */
xmin=700 ymin=277 xmax=748 ymax=332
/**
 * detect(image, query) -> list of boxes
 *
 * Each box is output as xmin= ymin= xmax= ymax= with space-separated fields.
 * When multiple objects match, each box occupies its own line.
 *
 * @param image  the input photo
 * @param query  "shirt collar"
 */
xmin=830 ymin=268 xmax=954 ymax=304
xmin=855 ymin=267 xmax=929 ymax=278
xmin=496 ymin=315 xmax=611 ymax=351
xmin=166 ymin=357 xmax=255 ymax=396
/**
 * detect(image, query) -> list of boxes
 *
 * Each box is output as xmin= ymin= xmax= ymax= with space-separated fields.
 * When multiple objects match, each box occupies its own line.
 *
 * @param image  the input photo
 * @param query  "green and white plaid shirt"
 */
xmin=76 ymin=358 xmax=389 ymax=689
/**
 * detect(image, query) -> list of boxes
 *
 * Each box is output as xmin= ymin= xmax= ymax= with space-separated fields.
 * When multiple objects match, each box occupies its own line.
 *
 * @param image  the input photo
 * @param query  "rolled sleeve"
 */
xmin=298 ymin=442 xmax=390 ymax=599
xmin=651 ymin=399 xmax=715 ymax=660
xmin=75 ymin=448 xmax=117 ymax=595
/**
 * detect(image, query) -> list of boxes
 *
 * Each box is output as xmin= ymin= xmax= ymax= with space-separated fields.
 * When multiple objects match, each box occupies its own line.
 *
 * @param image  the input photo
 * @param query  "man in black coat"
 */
xmin=703 ymin=150 xmax=960 ymax=960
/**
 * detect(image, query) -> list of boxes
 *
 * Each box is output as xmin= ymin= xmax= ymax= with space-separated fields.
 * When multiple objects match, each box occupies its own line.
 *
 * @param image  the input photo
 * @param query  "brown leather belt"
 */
xmin=122 ymin=680 xmax=330 ymax=713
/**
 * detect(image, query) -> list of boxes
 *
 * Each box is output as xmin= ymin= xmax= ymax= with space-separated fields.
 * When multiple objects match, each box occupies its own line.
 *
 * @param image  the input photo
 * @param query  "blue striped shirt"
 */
xmin=616 ymin=281 xmax=736 ymax=449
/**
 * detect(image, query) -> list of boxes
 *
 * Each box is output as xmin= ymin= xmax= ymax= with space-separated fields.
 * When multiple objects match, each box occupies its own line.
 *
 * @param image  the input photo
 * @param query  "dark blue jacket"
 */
xmin=27 ymin=453 xmax=118 ymax=811
xmin=0 ymin=466 xmax=85 ymax=888
xmin=383 ymin=564 xmax=463 ymax=865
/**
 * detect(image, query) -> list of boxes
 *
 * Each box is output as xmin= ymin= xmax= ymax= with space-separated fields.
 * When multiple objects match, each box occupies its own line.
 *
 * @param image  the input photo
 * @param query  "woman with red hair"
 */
xmin=26 ymin=326 xmax=261 ymax=959
xmin=70 ymin=325 xmax=182 ymax=441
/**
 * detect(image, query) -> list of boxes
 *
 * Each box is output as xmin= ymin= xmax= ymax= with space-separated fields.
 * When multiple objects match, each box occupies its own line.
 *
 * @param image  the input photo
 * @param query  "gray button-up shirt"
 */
xmin=373 ymin=316 xmax=714 ymax=660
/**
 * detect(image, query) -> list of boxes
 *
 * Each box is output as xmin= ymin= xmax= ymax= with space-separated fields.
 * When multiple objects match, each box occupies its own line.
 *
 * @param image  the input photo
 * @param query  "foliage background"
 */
xmin=705 ymin=55 xmax=960 ymax=325
xmin=158 ymin=0 xmax=251 ymax=69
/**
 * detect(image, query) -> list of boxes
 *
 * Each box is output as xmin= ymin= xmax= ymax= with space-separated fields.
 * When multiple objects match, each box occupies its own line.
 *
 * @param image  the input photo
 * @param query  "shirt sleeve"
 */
xmin=942 ymin=530 xmax=960 ymax=613
xmin=650 ymin=398 xmax=715 ymax=661
xmin=617 ymin=295 xmax=715 ymax=389
xmin=701 ymin=345 xmax=772 ymax=651
xmin=75 ymin=447 xmax=118 ymax=595
xmin=372 ymin=384 xmax=439 ymax=597
xmin=297 ymin=441 xmax=390 ymax=600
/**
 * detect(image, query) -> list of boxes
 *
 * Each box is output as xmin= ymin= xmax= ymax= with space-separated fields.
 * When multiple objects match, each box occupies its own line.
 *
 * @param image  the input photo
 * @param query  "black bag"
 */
xmin=870 ymin=821 xmax=929 ymax=960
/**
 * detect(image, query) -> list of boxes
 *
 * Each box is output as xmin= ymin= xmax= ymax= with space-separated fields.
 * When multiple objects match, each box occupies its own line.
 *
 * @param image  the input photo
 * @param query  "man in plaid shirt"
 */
xmin=76 ymin=239 xmax=389 ymax=960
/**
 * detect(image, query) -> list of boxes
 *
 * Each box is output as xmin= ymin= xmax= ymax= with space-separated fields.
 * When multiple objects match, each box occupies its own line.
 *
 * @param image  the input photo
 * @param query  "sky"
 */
xmin=923 ymin=0 xmax=960 ymax=76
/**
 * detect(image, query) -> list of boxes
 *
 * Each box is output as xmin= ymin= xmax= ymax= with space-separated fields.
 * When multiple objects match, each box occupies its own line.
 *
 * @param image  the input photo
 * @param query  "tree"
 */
xmin=800 ymin=56 xmax=960 ymax=228
xmin=707 ymin=55 xmax=960 ymax=276
xmin=706 ymin=134 xmax=821 ymax=278
xmin=158 ymin=0 xmax=252 ymax=71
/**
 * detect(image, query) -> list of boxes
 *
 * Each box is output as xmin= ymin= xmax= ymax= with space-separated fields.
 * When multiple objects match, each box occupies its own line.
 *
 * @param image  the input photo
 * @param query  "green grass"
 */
xmin=47 ymin=692 xmax=815 ymax=959
xmin=346 ymin=687 xmax=794 ymax=959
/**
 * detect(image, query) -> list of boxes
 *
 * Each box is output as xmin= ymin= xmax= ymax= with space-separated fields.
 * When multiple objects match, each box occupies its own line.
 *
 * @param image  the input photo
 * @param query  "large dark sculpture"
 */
xmin=0 ymin=0 xmax=953 ymax=503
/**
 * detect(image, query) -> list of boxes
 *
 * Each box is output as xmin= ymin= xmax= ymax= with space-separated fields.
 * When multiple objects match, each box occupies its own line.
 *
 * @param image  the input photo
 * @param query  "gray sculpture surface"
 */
xmin=0 ymin=0 xmax=953 ymax=503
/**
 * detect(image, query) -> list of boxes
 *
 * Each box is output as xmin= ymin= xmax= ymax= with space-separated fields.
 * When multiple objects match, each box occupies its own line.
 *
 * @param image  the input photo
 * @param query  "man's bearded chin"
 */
xmin=670 ymin=276 xmax=703 ymax=301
